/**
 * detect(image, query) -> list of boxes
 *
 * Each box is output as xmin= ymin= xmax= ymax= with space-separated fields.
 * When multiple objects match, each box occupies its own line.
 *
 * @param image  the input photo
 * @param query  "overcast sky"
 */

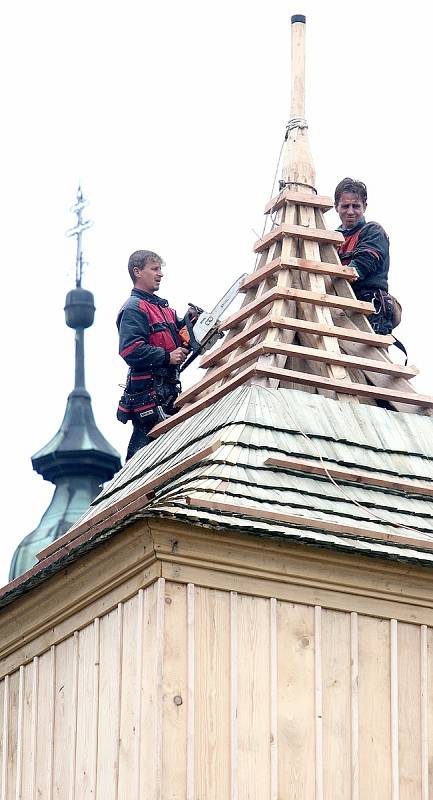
xmin=1 ymin=0 xmax=432 ymax=585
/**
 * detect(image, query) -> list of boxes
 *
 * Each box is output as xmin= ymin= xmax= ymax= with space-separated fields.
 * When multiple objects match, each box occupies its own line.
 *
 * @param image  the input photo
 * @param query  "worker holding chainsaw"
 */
xmin=116 ymin=250 xmax=196 ymax=461
xmin=117 ymin=249 xmax=247 ymax=461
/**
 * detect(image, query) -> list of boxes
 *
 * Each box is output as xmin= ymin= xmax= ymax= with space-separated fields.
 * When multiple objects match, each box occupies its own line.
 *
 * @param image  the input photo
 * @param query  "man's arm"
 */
xmin=119 ymin=304 xmax=170 ymax=370
xmin=348 ymin=222 xmax=389 ymax=279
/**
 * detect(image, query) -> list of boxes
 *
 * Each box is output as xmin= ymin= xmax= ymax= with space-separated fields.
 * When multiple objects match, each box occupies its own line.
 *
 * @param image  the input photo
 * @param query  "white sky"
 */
xmin=1 ymin=0 xmax=433 ymax=585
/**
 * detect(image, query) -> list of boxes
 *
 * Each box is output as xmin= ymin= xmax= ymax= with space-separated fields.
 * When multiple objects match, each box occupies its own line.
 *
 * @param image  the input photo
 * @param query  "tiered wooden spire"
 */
xmin=151 ymin=15 xmax=433 ymax=440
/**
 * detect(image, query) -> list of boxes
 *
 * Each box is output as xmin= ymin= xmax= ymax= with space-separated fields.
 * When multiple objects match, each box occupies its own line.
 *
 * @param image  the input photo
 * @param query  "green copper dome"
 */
xmin=9 ymin=188 xmax=121 ymax=581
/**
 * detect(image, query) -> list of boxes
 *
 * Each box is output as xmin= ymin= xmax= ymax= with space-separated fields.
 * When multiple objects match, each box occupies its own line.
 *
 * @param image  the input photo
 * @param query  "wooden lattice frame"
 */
xmin=150 ymin=18 xmax=433 ymax=439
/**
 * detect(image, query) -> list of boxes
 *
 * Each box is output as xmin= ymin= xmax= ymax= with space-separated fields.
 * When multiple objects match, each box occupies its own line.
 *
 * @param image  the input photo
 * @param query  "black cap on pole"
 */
xmin=291 ymin=14 xmax=306 ymax=23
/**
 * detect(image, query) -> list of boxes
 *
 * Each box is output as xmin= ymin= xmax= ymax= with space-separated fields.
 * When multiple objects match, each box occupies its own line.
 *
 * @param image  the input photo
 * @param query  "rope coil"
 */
xmin=285 ymin=117 xmax=308 ymax=137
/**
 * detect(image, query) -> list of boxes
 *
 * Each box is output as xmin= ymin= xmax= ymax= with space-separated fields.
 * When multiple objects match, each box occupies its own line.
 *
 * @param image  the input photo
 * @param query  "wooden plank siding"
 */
xmin=3 ymin=577 xmax=433 ymax=798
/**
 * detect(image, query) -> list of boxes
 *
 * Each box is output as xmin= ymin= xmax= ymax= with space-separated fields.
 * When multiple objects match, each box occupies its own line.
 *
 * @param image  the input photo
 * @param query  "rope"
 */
xmin=266 ymin=388 xmax=433 ymax=539
xmin=286 ymin=117 xmax=308 ymax=135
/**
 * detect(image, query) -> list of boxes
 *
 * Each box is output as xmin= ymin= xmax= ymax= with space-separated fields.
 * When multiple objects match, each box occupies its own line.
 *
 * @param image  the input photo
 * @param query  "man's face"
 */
xmin=134 ymin=259 xmax=163 ymax=293
xmin=335 ymin=191 xmax=366 ymax=229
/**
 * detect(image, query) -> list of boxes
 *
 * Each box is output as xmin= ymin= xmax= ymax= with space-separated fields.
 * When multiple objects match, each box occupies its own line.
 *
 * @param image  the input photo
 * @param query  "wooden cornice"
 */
xmin=5 ymin=518 xmax=433 ymax=677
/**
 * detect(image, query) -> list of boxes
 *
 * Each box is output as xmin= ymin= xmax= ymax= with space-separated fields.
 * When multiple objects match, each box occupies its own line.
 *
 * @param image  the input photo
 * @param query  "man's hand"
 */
xmin=169 ymin=346 xmax=189 ymax=366
xmin=348 ymin=260 xmax=360 ymax=279
xmin=187 ymin=303 xmax=203 ymax=323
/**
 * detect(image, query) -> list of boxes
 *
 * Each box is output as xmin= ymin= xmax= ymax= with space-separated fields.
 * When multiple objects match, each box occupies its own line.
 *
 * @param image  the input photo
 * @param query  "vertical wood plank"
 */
xmin=53 ymin=636 xmax=76 ymax=799
xmin=270 ymin=597 xmax=278 ymax=800
xmin=187 ymin=584 xmax=195 ymax=800
xmin=321 ymin=609 xmax=351 ymax=800
xmin=118 ymin=596 xmax=144 ymax=799
xmin=5 ymin=670 xmax=19 ymax=800
xmin=69 ymin=633 xmax=79 ymax=800
xmin=17 ymin=661 xmax=36 ymax=800
xmin=49 ymin=647 xmax=56 ymax=800
xmin=74 ymin=621 xmax=96 ymax=800
xmin=162 ymin=581 xmax=187 ymax=799
xmin=30 ymin=658 xmax=39 ymax=800
xmin=391 ymin=620 xmax=399 ymax=800
xmin=155 ymin=578 xmax=165 ymax=800
xmin=195 ymin=587 xmax=231 ymax=800
xmin=91 ymin=618 xmax=100 ymax=798
xmin=277 ymin=601 xmax=315 ymax=799
xmin=34 ymin=649 xmax=54 ymax=800
xmin=96 ymin=608 xmax=121 ymax=800
xmin=351 ymin=613 xmax=359 ymax=800
xmin=420 ymin=626 xmax=428 ymax=800
xmin=135 ymin=592 xmax=144 ymax=799
xmin=426 ymin=627 xmax=433 ymax=796
xmin=358 ymin=616 xmax=392 ymax=798
xmin=1 ymin=676 xmax=9 ymax=800
xmin=237 ymin=594 xmax=271 ymax=800
xmin=231 ymin=592 xmax=237 ymax=800
xmin=398 ymin=622 xmax=422 ymax=799
xmin=139 ymin=581 xmax=159 ymax=799
xmin=314 ymin=606 xmax=323 ymax=800
xmin=14 ymin=667 xmax=24 ymax=800
xmin=114 ymin=603 xmax=123 ymax=800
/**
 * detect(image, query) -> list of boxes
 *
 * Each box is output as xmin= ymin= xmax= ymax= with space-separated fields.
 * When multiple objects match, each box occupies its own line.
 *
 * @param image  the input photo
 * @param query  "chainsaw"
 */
xmin=179 ymin=273 xmax=247 ymax=372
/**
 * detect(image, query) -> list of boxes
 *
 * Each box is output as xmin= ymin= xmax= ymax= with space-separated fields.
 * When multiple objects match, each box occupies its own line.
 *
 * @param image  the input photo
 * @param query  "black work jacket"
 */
xmin=117 ymin=289 xmax=184 ymax=394
xmin=337 ymin=217 xmax=389 ymax=295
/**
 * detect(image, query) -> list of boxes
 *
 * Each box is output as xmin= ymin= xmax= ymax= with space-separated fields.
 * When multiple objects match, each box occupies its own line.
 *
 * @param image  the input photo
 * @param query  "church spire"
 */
xmin=66 ymin=184 xmax=93 ymax=290
xmin=281 ymin=15 xmax=315 ymax=190
xmin=9 ymin=188 xmax=121 ymax=580
xmin=65 ymin=186 xmax=94 ymax=392
xmin=147 ymin=14 xmax=433 ymax=441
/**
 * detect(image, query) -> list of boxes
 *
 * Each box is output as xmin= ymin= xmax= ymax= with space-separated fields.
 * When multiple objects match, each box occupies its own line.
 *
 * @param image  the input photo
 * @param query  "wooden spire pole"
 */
xmin=281 ymin=14 xmax=316 ymax=190
xmin=146 ymin=11 xmax=433 ymax=434
xmin=290 ymin=13 xmax=306 ymax=120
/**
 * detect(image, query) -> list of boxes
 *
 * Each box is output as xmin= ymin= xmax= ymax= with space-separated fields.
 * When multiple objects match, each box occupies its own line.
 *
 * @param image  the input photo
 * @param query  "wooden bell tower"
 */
xmin=2 ymin=15 xmax=433 ymax=800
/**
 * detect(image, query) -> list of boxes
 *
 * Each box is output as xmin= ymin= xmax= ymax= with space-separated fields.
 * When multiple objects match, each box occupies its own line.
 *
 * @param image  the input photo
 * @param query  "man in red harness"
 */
xmin=334 ymin=177 xmax=398 ymax=335
xmin=117 ymin=250 xmax=190 ymax=461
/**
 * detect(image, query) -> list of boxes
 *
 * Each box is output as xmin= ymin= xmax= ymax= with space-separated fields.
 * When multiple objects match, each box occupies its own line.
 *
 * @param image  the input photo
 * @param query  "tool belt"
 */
xmin=357 ymin=289 xmax=402 ymax=335
xmin=116 ymin=373 xmax=181 ymax=427
xmin=357 ymin=289 xmax=407 ymax=363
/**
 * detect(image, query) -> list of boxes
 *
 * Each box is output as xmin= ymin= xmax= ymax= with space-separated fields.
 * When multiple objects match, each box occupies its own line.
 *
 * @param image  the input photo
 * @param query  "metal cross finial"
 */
xmin=66 ymin=185 xmax=93 ymax=288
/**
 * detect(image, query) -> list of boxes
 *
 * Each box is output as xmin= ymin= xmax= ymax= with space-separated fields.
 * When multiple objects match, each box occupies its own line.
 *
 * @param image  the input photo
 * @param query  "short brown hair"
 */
xmin=128 ymin=250 xmax=164 ymax=283
xmin=334 ymin=178 xmax=367 ymax=205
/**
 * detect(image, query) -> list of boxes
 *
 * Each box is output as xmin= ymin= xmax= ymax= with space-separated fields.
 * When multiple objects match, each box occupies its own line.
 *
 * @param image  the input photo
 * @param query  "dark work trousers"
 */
xmin=126 ymin=423 xmax=153 ymax=462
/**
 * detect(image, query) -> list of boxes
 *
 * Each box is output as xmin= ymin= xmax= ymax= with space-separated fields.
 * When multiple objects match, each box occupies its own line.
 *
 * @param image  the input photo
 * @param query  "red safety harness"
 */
xmin=137 ymin=298 xmax=181 ymax=351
